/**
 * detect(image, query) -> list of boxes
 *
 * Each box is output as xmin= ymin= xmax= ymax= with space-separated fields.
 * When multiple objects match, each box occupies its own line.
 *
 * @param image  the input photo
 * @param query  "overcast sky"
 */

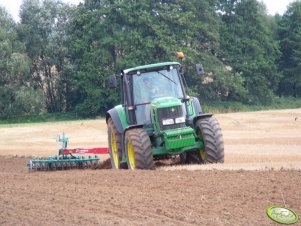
xmin=0 ymin=0 xmax=83 ymax=22
xmin=0 ymin=0 xmax=298 ymax=22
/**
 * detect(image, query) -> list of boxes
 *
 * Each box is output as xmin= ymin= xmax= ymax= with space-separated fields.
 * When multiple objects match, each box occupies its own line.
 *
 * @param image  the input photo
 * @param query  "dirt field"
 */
xmin=1 ymin=108 xmax=301 ymax=225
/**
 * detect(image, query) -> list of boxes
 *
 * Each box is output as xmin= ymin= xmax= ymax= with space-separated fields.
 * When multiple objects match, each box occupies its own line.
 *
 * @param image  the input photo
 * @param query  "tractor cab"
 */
xmin=121 ymin=62 xmax=187 ymax=126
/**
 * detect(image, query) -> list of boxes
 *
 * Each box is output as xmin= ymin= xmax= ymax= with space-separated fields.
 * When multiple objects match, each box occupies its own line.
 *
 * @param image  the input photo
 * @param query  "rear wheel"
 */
xmin=195 ymin=116 xmax=224 ymax=163
xmin=125 ymin=128 xmax=154 ymax=170
xmin=107 ymin=118 xmax=123 ymax=169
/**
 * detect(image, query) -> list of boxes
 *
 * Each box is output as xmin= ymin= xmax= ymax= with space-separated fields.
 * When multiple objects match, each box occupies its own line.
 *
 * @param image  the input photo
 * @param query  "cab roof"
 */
xmin=123 ymin=62 xmax=181 ymax=74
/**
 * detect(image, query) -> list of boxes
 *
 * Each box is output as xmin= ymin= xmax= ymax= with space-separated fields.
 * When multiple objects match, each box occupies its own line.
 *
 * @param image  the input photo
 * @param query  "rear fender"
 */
xmin=106 ymin=108 xmax=124 ymax=134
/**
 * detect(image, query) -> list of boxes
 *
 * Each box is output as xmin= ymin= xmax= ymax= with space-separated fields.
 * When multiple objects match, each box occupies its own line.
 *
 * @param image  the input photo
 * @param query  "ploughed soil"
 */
xmin=1 ymin=108 xmax=301 ymax=225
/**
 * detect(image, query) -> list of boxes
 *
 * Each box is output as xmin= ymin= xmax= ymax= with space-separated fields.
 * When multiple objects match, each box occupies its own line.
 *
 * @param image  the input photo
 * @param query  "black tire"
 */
xmin=107 ymin=118 xmax=124 ymax=169
xmin=125 ymin=128 xmax=154 ymax=170
xmin=195 ymin=116 xmax=224 ymax=163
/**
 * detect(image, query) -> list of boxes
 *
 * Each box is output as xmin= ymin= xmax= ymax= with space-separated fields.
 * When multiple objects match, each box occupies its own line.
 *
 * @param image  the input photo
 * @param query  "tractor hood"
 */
xmin=151 ymin=97 xmax=182 ymax=109
xmin=150 ymin=96 xmax=186 ymax=133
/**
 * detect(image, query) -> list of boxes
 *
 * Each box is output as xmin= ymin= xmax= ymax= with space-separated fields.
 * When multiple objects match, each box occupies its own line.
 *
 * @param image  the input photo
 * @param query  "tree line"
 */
xmin=0 ymin=0 xmax=300 ymax=119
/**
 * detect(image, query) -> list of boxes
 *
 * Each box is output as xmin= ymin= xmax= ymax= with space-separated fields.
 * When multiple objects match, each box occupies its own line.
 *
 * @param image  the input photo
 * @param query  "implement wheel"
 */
xmin=107 ymin=118 xmax=124 ymax=169
xmin=195 ymin=116 xmax=224 ymax=163
xmin=125 ymin=128 xmax=154 ymax=170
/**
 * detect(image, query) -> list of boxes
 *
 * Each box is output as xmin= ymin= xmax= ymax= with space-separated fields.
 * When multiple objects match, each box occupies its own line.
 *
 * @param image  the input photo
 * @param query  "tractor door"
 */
xmin=122 ymin=74 xmax=136 ymax=125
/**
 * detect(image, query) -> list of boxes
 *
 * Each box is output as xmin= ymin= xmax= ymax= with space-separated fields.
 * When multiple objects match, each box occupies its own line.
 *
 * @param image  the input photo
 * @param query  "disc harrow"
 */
xmin=28 ymin=133 xmax=108 ymax=172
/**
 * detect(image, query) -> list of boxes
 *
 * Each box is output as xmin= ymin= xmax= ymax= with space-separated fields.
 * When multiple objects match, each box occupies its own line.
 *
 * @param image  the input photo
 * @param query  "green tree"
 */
xmin=278 ymin=1 xmax=301 ymax=97
xmin=0 ymin=6 xmax=44 ymax=119
xmin=218 ymin=0 xmax=281 ymax=104
xmin=18 ymin=0 xmax=74 ymax=112
xmin=68 ymin=0 xmax=247 ymax=117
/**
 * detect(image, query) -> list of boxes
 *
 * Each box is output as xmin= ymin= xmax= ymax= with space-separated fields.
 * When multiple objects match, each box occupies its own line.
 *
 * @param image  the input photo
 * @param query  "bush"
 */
xmin=14 ymin=87 xmax=45 ymax=115
xmin=0 ymin=86 xmax=45 ymax=119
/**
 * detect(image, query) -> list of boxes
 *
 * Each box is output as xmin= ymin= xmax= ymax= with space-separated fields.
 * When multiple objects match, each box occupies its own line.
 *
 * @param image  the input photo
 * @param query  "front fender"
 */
xmin=193 ymin=113 xmax=213 ymax=126
xmin=123 ymin=124 xmax=144 ymax=135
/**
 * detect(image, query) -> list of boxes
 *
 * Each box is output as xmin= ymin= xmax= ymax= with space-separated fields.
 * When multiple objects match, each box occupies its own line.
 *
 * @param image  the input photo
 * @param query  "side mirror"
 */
xmin=195 ymin=63 xmax=204 ymax=76
xmin=107 ymin=75 xmax=117 ymax=88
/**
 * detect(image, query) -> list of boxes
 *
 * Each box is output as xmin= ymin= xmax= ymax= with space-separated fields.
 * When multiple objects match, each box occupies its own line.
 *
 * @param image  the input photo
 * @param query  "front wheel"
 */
xmin=180 ymin=117 xmax=224 ymax=164
xmin=125 ymin=128 xmax=154 ymax=170
xmin=195 ymin=116 xmax=224 ymax=163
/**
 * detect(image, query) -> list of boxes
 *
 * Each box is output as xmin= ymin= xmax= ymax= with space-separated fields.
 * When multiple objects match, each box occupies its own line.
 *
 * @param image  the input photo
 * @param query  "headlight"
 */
xmin=162 ymin=119 xmax=174 ymax=125
xmin=175 ymin=117 xmax=185 ymax=124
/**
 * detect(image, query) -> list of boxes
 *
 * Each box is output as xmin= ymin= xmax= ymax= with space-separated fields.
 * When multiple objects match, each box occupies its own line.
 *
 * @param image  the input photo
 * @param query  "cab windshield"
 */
xmin=132 ymin=68 xmax=184 ymax=105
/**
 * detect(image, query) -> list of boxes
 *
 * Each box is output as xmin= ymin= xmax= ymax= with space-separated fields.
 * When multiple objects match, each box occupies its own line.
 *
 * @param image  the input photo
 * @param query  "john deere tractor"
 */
xmin=106 ymin=61 xmax=224 ymax=169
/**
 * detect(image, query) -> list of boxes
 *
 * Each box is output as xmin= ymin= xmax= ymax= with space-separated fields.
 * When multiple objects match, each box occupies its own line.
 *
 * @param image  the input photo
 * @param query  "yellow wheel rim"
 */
xmin=127 ymin=141 xmax=135 ymax=169
xmin=197 ymin=131 xmax=206 ymax=161
xmin=200 ymin=149 xmax=206 ymax=161
xmin=110 ymin=131 xmax=119 ymax=169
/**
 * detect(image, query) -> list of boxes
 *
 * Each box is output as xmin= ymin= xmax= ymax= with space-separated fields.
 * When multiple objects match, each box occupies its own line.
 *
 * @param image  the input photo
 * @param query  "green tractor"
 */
xmin=106 ymin=61 xmax=224 ymax=170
